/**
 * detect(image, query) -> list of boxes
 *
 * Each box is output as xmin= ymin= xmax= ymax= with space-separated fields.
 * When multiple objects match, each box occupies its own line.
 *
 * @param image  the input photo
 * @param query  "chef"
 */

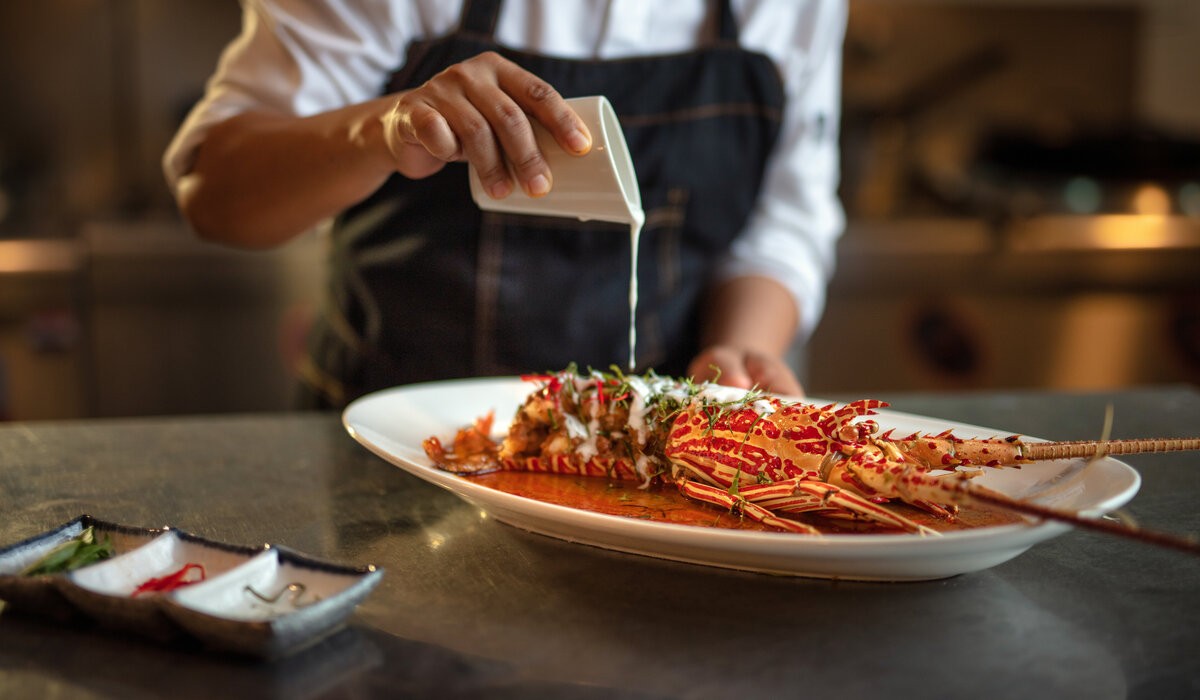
xmin=164 ymin=0 xmax=847 ymax=407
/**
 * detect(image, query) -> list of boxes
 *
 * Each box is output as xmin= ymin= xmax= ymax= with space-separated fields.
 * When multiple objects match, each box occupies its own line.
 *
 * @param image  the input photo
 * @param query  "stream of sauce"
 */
xmin=627 ymin=214 xmax=644 ymax=371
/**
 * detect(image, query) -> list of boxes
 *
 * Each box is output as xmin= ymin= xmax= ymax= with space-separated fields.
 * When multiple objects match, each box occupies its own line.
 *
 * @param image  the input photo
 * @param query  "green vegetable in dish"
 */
xmin=21 ymin=526 xmax=114 ymax=576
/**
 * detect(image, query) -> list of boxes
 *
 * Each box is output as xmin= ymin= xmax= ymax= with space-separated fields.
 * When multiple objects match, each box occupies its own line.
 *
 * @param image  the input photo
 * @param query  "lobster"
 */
xmin=423 ymin=367 xmax=1200 ymax=549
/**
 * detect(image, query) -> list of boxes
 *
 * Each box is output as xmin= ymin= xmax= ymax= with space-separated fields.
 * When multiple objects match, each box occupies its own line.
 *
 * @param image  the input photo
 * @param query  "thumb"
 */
xmin=689 ymin=349 xmax=752 ymax=389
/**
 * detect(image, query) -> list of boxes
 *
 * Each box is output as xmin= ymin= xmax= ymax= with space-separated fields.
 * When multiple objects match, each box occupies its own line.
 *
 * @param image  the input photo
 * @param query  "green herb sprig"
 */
xmin=527 ymin=365 xmax=780 ymax=458
xmin=21 ymin=526 xmax=114 ymax=577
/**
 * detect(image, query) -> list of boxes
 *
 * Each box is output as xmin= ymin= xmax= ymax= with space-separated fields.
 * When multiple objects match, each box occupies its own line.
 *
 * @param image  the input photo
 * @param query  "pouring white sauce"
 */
xmin=626 ymin=211 xmax=645 ymax=371
xmin=468 ymin=96 xmax=643 ymax=370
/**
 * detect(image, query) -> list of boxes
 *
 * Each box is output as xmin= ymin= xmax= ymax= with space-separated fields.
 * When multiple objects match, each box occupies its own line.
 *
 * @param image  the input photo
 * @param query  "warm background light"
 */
xmin=1132 ymin=183 xmax=1172 ymax=216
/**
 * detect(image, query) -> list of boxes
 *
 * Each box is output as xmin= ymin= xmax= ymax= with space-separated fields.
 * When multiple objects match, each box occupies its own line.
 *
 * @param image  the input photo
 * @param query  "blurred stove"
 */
xmin=83 ymin=220 xmax=324 ymax=417
xmin=817 ymin=2 xmax=1200 ymax=394
xmin=0 ymin=239 xmax=87 ymax=419
xmin=0 ymin=220 xmax=325 ymax=420
xmin=805 ymin=215 xmax=1200 ymax=394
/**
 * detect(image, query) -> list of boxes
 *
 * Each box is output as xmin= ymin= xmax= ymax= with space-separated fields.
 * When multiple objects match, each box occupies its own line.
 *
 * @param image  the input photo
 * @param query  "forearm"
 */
xmin=700 ymin=276 xmax=799 ymax=359
xmin=175 ymin=97 xmax=398 ymax=249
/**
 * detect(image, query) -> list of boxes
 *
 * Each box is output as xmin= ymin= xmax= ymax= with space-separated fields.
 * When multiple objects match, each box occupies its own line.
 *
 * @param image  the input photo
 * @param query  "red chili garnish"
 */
xmin=131 ymin=562 xmax=207 ymax=597
xmin=522 ymin=373 xmax=565 ymax=404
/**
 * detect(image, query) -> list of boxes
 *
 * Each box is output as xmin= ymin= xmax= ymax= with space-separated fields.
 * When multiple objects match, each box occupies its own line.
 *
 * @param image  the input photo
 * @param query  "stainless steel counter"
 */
xmin=1 ymin=386 xmax=1198 ymax=698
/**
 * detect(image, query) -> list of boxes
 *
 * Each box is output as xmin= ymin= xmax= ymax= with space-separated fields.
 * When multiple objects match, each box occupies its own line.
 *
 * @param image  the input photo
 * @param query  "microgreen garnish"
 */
xmin=728 ymin=468 xmax=744 ymax=498
xmin=514 ymin=366 xmax=785 ymax=488
xmin=22 ymin=526 xmax=114 ymax=576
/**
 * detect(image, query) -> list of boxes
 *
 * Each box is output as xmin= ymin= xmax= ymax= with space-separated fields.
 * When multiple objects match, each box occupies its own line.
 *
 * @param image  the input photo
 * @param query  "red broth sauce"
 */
xmin=471 ymin=471 xmax=1026 ymax=534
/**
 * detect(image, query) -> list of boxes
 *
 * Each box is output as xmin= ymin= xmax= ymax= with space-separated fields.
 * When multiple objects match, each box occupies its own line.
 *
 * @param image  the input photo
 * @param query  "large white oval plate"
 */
xmin=343 ymin=377 xmax=1140 ymax=581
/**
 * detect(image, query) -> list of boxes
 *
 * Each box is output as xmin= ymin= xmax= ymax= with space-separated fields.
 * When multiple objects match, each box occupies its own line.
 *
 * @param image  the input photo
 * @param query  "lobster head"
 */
xmin=663 ymin=398 xmax=887 ymax=488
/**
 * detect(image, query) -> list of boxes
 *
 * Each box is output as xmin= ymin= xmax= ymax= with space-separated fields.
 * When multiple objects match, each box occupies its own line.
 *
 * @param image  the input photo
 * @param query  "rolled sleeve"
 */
xmin=162 ymin=0 xmax=427 ymax=197
xmin=715 ymin=0 xmax=847 ymax=340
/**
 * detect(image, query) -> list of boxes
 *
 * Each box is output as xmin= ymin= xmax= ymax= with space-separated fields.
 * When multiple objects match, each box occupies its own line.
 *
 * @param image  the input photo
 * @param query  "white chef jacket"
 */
xmin=164 ymin=0 xmax=847 ymax=339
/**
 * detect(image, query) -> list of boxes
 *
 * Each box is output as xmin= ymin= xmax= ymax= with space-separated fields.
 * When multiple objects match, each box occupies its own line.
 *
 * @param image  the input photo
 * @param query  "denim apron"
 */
xmin=302 ymin=0 xmax=784 ymax=407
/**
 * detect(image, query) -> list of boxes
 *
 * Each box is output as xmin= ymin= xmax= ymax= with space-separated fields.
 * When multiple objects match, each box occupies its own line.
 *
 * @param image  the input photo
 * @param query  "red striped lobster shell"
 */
xmin=424 ymin=369 xmax=1200 ymax=541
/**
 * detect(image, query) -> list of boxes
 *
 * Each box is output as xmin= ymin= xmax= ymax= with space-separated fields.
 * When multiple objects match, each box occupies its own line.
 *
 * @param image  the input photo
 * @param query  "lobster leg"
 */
xmin=677 ymin=479 xmax=821 ymax=534
xmin=680 ymin=477 xmax=938 ymax=535
xmin=824 ymin=458 xmax=958 ymax=519
xmin=735 ymin=481 xmax=840 ymax=516
xmin=788 ymin=481 xmax=938 ymax=534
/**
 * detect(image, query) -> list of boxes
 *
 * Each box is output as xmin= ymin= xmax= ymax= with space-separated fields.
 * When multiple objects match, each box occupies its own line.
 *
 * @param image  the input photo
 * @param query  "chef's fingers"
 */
xmin=467 ymin=88 xmax=554 ymax=198
xmin=465 ymin=54 xmax=591 ymax=198
xmin=491 ymin=57 xmax=592 ymax=158
xmin=381 ymin=99 xmax=459 ymax=178
xmin=688 ymin=347 xmax=805 ymax=398
xmin=437 ymin=94 xmax=514 ymax=199
xmin=413 ymin=53 xmax=536 ymax=198
xmin=687 ymin=347 xmax=754 ymax=390
xmin=744 ymin=353 xmax=804 ymax=398
xmin=384 ymin=56 xmax=511 ymax=196
xmin=383 ymin=53 xmax=590 ymax=198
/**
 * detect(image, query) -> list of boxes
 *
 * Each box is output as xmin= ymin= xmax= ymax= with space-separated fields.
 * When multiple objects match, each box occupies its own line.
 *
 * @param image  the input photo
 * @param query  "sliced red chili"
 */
xmin=131 ymin=562 xmax=207 ymax=597
xmin=519 ymin=373 xmax=554 ymax=383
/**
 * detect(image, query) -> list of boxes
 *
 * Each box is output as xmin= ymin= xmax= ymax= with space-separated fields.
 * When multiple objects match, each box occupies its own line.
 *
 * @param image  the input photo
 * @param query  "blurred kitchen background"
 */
xmin=1 ymin=0 xmax=1197 ymax=420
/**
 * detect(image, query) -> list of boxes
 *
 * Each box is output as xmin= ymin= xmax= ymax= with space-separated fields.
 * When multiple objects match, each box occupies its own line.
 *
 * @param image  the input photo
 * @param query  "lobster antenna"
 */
xmin=964 ymin=483 xmax=1200 ymax=556
xmin=1019 ymin=437 xmax=1200 ymax=461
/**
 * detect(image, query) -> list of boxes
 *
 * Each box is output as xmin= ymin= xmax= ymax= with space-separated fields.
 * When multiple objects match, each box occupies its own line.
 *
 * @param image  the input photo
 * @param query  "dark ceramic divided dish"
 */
xmin=0 ymin=515 xmax=383 ymax=658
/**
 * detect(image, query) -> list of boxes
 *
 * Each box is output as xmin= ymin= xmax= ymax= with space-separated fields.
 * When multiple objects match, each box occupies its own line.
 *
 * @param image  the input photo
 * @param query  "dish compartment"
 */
xmin=165 ymin=546 xmax=382 ymax=657
xmin=0 ymin=515 xmax=163 ymax=621
xmin=60 ymin=529 xmax=266 ymax=642
xmin=0 ymin=515 xmax=383 ymax=657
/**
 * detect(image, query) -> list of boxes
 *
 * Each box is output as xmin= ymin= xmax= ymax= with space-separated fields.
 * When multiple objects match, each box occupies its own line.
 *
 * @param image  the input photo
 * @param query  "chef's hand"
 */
xmin=688 ymin=346 xmax=804 ymax=398
xmin=382 ymin=51 xmax=592 ymax=199
xmin=688 ymin=277 xmax=805 ymax=397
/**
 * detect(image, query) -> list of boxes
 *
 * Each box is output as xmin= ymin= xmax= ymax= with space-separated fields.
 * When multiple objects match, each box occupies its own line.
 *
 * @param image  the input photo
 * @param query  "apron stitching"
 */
xmin=644 ymin=203 xmax=686 ymax=231
xmin=475 ymin=212 xmax=504 ymax=372
xmin=638 ymin=311 xmax=664 ymax=371
xmin=620 ymin=103 xmax=782 ymax=128
xmin=657 ymin=188 xmax=689 ymax=296
xmin=659 ymin=224 xmax=679 ymax=296
xmin=475 ymin=213 xmax=627 ymax=231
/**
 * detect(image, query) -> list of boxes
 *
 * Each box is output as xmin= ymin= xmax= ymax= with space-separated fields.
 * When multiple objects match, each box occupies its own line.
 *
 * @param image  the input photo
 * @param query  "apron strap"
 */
xmin=461 ymin=0 xmax=502 ymax=37
xmin=715 ymin=0 xmax=740 ymax=43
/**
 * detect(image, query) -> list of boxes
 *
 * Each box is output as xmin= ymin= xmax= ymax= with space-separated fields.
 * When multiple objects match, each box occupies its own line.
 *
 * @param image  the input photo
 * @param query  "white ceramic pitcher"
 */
xmin=469 ymin=95 xmax=642 ymax=225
